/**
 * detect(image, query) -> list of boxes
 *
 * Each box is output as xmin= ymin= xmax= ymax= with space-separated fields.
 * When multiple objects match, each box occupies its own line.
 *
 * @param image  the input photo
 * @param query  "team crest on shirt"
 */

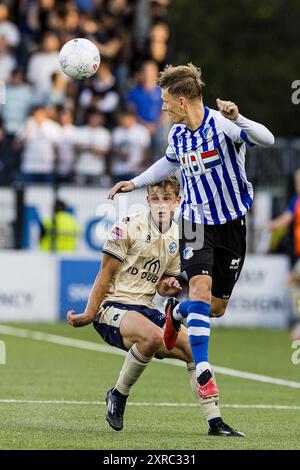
xmin=183 ymin=246 xmax=194 ymax=260
xmin=202 ymin=127 xmax=213 ymax=139
xmin=168 ymin=241 xmax=177 ymax=255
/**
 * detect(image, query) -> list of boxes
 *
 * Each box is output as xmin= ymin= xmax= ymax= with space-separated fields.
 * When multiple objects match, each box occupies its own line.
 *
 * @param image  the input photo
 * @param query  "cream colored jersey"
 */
xmin=101 ymin=211 xmax=180 ymax=308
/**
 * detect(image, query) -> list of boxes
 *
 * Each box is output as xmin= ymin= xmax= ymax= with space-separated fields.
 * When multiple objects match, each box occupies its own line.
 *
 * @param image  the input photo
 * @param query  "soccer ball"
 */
xmin=59 ymin=38 xmax=100 ymax=80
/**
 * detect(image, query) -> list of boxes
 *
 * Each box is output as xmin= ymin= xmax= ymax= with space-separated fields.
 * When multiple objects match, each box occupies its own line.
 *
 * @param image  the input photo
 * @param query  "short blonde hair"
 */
xmin=148 ymin=176 xmax=180 ymax=197
xmin=157 ymin=63 xmax=204 ymax=100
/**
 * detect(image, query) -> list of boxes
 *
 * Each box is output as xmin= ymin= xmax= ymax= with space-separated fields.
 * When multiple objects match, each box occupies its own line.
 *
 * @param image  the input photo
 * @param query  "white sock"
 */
xmin=186 ymin=363 xmax=221 ymax=423
xmin=115 ymin=344 xmax=153 ymax=396
xmin=173 ymin=304 xmax=184 ymax=321
xmin=196 ymin=361 xmax=212 ymax=378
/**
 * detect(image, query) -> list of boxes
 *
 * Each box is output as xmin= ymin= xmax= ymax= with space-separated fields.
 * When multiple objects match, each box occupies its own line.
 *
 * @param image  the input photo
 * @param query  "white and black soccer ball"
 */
xmin=59 ymin=38 xmax=100 ymax=80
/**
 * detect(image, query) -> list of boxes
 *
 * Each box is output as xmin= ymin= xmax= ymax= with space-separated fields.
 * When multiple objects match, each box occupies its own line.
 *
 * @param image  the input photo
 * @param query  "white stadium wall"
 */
xmin=0 ymin=252 xmax=56 ymax=321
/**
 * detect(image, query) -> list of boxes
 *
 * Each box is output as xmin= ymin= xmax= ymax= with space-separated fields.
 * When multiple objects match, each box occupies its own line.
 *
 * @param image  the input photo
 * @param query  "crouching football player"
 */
xmin=67 ymin=176 xmax=244 ymax=437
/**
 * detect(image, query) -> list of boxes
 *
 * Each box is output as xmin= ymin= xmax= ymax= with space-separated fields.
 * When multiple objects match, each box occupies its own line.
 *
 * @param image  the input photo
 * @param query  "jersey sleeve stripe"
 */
xmin=240 ymin=129 xmax=255 ymax=147
xmin=102 ymin=249 xmax=124 ymax=262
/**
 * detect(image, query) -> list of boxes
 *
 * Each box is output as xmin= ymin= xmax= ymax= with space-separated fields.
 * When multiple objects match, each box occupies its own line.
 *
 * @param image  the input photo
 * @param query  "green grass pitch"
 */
xmin=0 ymin=322 xmax=299 ymax=450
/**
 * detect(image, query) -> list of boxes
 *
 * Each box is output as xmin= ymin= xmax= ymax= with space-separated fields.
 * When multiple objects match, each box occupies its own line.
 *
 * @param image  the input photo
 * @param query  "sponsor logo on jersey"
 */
xmin=122 ymin=216 xmax=130 ymax=224
xmin=181 ymin=152 xmax=202 ymax=175
xmin=143 ymin=258 xmax=160 ymax=274
xmin=181 ymin=148 xmax=222 ymax=176
xmin=183 ymin=247 xmax=194 ymax=260
xmin=145 ymin=234 xmax=151 ymax=243
xmin=168 ymin=241 xmax=177 ymax=255
xmin=111 ymin=226 xmax=123 ymax=240
xmin=230 ymin=258 xmax=241 ymax=270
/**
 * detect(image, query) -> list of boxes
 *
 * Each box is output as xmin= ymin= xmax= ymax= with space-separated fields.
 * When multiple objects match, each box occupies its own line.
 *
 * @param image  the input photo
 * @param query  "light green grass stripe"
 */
xmin=1 ymin=324 xmax=300 ymax=389
xmin=0 ymin=399 xmax=300 ymax=410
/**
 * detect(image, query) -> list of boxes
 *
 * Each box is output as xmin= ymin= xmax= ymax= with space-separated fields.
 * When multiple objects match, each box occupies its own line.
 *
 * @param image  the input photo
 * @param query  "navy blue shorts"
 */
xmin=93 ymin=302 xmax=166 ymax=352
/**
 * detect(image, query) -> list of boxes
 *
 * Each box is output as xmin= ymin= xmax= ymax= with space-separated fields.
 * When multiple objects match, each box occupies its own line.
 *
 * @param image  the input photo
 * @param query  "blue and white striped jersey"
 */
xmin=165 ymin=106 xmax=254 ymax=225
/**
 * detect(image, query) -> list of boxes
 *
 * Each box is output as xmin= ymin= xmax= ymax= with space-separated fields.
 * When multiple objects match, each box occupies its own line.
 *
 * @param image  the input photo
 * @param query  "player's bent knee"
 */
xmin=210 ymin=307 xmax=226 ymax=317
xmin=210 ymin=298 xmax=228 ymax=317
xmin=142 ymin=329 xmax=163 ymax=350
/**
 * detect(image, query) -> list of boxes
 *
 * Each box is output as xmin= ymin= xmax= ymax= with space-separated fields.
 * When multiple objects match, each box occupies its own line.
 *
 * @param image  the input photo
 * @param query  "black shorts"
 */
xmin=179 ymin=215 xmax=247 ymax=299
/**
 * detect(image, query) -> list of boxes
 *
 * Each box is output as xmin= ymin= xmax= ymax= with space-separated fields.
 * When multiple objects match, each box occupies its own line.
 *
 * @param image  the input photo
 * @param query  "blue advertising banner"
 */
xmin=59 ymin=258 xmax=100 ymax=319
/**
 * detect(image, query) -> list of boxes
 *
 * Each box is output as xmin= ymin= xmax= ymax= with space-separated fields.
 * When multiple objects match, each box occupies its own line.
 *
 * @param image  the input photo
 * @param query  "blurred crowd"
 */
xmin=0 ymin=0 xmax=173 ymax=186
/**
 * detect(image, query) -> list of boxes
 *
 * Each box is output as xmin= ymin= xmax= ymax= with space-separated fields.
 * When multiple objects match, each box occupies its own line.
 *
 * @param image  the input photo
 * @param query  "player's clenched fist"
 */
xmin=107 ymin=181 xmax=135 ymax=200
xmin=216 ymin=98 xmax=239 ymax=120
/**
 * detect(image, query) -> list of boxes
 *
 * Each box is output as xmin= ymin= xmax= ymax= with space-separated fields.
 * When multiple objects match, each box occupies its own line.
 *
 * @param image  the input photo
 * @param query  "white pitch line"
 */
xmin=0 ymin=399 xmax=300 ymax=411
xmin=1 ymin=324 xmax=300 ymax=390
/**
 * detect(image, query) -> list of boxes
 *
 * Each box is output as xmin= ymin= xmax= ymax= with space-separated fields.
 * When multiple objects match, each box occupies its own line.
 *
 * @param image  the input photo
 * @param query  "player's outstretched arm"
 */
xmin=107 ymin=156 xmax=179 ymax=200
xmin=67 ymin=253 xmax=121 ymax=327
xmin=216 ymin=98 xmax=275 ymax=147
xmin=107 ymin=181 xmax=135 ymax=200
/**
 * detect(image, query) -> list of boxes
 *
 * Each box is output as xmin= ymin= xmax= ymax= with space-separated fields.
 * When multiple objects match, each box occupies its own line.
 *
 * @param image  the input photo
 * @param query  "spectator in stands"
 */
xmin=74 ymin=0 xmax=98 ymax=14
xmin=26 ymin=31 xmax=61 ymax=102
xmin=56 ymin=108 xmax=78 ymax=184
xmin=133 ymin=20 xmax=172 ymax=72
xmin=85 ymin=12 xmax=122 ymax=64
xmin=0 ymin=68 xmax=33 ymax=181
xmin=0 ymin=3 xmax=20 ymax=48
xmin=103 ymin=0 xmax=135 ymax=96
xmin=78 ymin=60 xmax=119 ymax=128
xmin=15 ymin=105 xmax=62 ymax=183
xmin=264 ymin=169 xmax=300 ymax=341
xmin=43 ymin=72 xmax=68 ymax=107
xmin=264 ymin=169 xmax=300 ymax=265
xmin=24 ymin=0 xmax=59 ymax=40
xmin=288 ymin=261 xmax=300 ymax=340
xmin=62 ymin=6 xmax=82 ymax=37
xmin=39 ymin=199 xmax=81 ymax=252
xmin=126 ymin=60 xmax=168 ymax=161
xmin=0 ymin=35 xmax=17 ymax=81
xmin=75 ymin=109 xmax=111 ymax=185
xmin=0 ymin=0 xmax=173 ymax=184
xmin=149 ymin=0 xmax=170 ymax=21
xmin=0 ymin=118 xmax=7 ymax=184
xmin=146 ymin=21 xmax=172 ymax=70
xmin=0 ymin=69 xmax=33 ymax=136
xmin=111 ymin=110 xmax=151 ymax=182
